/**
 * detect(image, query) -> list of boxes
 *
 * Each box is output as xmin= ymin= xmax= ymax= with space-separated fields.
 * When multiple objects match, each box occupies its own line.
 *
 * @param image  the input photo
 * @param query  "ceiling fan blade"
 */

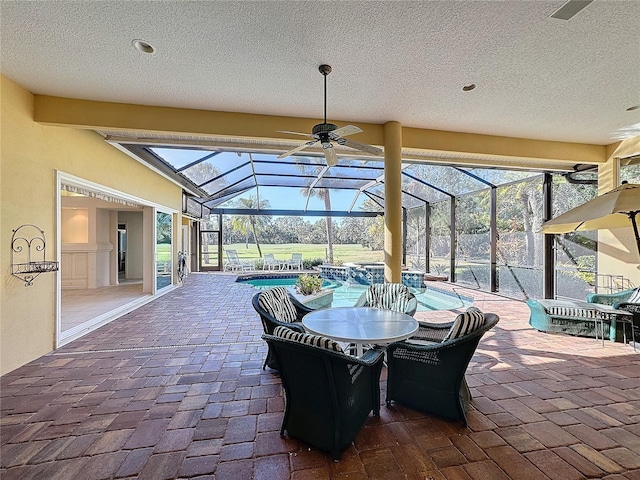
xmin=323 ymin=142 xmax=338 ymax=166
xmin=277 ymin=140 xmax=319 ymax=159
xmin=338 ymin=138 xmax=383 ymax=156
xmin=277 ymin=130 xmax=315 ymax=138
xmin=328 ymin=125 xmax=362 ymax=139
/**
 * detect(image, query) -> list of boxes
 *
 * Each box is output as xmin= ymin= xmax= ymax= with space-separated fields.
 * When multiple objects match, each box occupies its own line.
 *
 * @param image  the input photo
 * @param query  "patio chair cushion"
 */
xmin=541 ymin=300 xmax=601 ymax=319
xmin=274 ymin=325 xmax=344 ymax=353
xmin=364 ymin=283 xmax=412 ymax=313
xmin=257 ymin=287 xmax=297 ymax=323
xmin=629 ymin=287 xmax=640 ymax=304
xmin=443 ymin=307 xmax=485 ymax=341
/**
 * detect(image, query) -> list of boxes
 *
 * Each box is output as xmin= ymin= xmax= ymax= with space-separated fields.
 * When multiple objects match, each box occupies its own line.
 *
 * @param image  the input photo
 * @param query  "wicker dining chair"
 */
xmin=262 ymin=326 xmax=385 ymax=461
xmin=386 ymin=309 xmax=499 ymax=425
xmin=252 ymin=287 xmax=313 ymax=370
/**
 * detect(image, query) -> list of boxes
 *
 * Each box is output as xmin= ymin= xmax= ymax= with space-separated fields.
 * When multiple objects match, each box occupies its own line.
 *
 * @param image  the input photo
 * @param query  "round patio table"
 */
xmin=302 ymin=307 xmax=419 ymax=356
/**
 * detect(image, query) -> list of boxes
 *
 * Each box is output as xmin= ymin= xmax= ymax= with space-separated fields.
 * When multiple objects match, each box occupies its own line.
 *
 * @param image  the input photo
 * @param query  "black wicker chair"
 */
xmin=386 ymin=312 xmax=499 ymax=426
xmin=252 ymin=287 xmax=314 ymax=370
xmin=354 ymin=283 xmax=418 ymax=317
xmin=262 ymin=327 xmax=385 ymax=461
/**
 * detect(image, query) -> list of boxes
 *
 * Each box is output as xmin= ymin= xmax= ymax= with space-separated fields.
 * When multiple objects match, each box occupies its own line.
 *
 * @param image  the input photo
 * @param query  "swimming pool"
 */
xmin=238 ymin=276 xmax=470 ymax=312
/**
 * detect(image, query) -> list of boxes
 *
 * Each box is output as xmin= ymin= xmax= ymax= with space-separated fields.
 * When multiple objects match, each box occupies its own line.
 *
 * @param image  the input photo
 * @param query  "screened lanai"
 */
xmin=115 ymin=142 xmax=640 ymax=302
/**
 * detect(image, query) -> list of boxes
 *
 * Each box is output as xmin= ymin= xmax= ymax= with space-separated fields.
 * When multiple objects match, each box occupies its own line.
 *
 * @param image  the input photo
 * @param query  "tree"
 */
xmin=336 ymin=216 xmax=365 ymax=244
xmin=300 ymin=187 xmax=335 ymax=263
xmin=230 ymin=195 xmax=270 ymax=257
xmin=354 ymin=199 xmax=385 ymax=250
xmin=366 ymin=215 xmax=385 ymax=250
xmin=156 ymin=212 xmax=172 ymax=243
xmin=406 ymin=206 xmax=426 ymax=255
xmin=181 ymin=157 xmax=222 ymax=187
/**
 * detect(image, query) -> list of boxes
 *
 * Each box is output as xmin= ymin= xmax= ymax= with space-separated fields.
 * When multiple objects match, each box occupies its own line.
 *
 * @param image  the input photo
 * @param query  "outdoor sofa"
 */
xmin=527 ymin=287 xmax=640 ymax=342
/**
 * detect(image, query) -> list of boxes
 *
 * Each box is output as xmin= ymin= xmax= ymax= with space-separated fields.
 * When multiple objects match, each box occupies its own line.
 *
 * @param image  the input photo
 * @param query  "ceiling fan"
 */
xmin=277 ymin=64 xmax=383 ymax=166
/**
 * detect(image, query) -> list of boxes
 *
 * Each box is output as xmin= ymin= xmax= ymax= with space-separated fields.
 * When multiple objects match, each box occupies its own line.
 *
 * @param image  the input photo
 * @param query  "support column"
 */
xmin=384 ymin=121 xmax=403 ymax=283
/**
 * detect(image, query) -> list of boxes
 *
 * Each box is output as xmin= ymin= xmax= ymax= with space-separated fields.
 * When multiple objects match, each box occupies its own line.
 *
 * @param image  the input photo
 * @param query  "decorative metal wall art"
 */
xmin=10 ymin=224 xmax=59 ymax=286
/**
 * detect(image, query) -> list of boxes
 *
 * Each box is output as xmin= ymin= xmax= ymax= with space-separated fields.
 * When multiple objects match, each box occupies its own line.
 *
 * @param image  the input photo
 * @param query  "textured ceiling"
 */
xmin=1 ymin=0 xmax=639 ymax=145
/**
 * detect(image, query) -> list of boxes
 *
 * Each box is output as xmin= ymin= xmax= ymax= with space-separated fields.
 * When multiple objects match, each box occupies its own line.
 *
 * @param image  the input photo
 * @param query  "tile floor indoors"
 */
xmin=1 ymin=273 xmax=640 ymax=480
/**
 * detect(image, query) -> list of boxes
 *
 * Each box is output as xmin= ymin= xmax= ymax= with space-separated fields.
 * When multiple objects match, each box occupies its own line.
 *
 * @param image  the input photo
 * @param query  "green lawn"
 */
xmin=225 ymin=243 xmax=383 ymax=264
xmin=156 ymin=243 xmax=172 ymax=262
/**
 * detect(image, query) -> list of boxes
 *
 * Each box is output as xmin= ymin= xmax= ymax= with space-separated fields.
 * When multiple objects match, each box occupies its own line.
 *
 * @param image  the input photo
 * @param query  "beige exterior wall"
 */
xmin=1 ymin=76 xmax=182 ymax=374
xmin=596 ymin=143 xmax=640 ymax=287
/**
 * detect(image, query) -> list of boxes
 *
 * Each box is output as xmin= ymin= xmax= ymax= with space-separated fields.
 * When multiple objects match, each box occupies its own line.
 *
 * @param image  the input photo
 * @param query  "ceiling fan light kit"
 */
xmin=277 ymin=64 xmax=382 ymax=166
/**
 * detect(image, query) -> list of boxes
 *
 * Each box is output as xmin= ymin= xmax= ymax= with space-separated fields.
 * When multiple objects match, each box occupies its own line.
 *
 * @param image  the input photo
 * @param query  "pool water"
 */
xmin=239 ymin=276 xmax=470 ymax=312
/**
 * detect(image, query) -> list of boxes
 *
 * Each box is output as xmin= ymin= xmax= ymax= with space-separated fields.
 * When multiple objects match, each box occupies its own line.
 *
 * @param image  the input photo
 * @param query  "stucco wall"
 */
xmin=1 ymin=75 xmax=182 ymax=374
xmin=597 ymin=152 xmax=640 ymax=287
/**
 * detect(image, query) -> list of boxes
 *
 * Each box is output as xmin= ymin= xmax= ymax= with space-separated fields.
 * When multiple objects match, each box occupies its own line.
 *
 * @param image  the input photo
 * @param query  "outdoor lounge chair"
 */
xmin=285 ymin=253 xmax=303 ymax=270
xmin=262 ymin=253 xmax=285 ymax=271
xmin=354 ymin=283 xmax=418 ymax=316
xmin=224 ymin=249 xmax=254 ymax=272
xmin=252 ymin=287 xmax=313 ymax=370
xmin=386 ymin=309 xmax=499 ymax=426
xmin=262 ymin=325 xmax=385 ymax=461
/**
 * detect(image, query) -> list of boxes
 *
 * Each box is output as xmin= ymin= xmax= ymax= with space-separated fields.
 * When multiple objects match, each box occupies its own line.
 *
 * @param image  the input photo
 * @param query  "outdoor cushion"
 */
xmin=443 ymin=307 xmax=485 ymax=341
xmin=258 ymin=287 xmax=297 ymax=323
xmin=365 ymin=284 xmax=412 ymax=313
xmin=628 ymin=288 xmax=640 ymax=304
xmin=539 ymin=299 xmax=601 ymax=319
xmin=273 ymin=325 xmax=344 ymax=353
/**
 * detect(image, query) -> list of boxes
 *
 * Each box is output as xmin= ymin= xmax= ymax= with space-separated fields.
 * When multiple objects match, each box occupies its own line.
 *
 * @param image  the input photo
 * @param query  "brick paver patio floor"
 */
xmin=2 ymin=273 xmax=640 ymax=479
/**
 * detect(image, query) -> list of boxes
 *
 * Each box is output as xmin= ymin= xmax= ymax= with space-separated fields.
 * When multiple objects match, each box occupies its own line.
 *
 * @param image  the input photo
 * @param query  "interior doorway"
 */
xmin=118 ymin=223 xmax=127 ymax=279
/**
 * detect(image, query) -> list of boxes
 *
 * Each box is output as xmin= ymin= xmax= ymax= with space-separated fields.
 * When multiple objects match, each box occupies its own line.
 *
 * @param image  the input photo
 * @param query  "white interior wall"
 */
xmin=61 ymin=208 xmax=88 ymax=243
xmin=118 ymin=211 xmax=144 ymax=280
xmin=95 ymin=208 xmax=111 ymax=287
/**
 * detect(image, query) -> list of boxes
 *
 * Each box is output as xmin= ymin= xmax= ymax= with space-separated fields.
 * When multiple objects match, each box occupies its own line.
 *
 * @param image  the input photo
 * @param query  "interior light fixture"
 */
xmin=626 ymin=105 xmax=640 ymax=112
xmin=132 ymin=39 xmax=155 ymax=54
xmin=462 ymin=84 xmax=476 ymax=92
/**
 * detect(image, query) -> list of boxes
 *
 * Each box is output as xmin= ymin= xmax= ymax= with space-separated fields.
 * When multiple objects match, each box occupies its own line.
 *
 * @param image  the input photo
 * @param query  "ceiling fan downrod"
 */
xmin=319 ymin=64 xmax=332 ymax=125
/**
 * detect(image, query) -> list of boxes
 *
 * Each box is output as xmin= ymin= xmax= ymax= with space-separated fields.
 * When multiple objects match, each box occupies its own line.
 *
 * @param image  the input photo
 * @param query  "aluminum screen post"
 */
xmin=402 ymin=208 xmax=407 ymax=269
xmin=490 ymin=186 xmax=498 ymax=292
xmin=543 ymin=173 xmax=555 ymax=299
xmin=425 ymin=202 xmax=430 ymax=274
xmin=450 ymin=197 xmax=456 ymax=283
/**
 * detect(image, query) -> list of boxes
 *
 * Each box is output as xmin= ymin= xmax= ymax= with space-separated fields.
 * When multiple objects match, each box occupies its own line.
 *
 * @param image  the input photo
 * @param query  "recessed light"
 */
xmin=132 ymin=39 xmax=155 ymax=54
xmin=626 ymin=105 xmax=640 ymax=112
xmin=462 ymin=84 xmax=476 ymax=92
